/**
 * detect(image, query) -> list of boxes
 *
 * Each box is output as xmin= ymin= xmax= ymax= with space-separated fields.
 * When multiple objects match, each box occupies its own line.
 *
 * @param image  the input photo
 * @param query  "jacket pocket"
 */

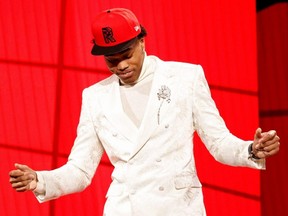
xmin=174 ymin=173 xmax=202 ymax=190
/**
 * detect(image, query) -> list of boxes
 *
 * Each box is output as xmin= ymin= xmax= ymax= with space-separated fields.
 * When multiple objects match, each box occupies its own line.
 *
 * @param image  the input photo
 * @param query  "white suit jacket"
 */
xmin=36 ymin=56 xmax=265 ymax=216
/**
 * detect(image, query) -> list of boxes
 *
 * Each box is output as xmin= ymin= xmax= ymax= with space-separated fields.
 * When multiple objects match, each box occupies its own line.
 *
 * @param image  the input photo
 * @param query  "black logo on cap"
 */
xmin=102 ymin=27 xmax=116 ymax=44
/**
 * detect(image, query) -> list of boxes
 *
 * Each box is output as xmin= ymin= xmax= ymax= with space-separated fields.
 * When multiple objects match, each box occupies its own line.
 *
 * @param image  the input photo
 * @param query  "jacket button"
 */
xmin=156 ymin=158 xmax=162 ymax=162
xmin=165 ymin=124 xmax=169 ymax=129
xmin=159 ymin=186 xmax=164 ymax=191
xmin=112 ymin=132 xmax=118 ymax=137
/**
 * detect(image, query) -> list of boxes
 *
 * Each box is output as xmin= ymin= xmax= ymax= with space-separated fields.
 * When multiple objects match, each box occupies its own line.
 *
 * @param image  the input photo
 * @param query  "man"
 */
xmin=9 ymin=8 xmax=280 ymax=216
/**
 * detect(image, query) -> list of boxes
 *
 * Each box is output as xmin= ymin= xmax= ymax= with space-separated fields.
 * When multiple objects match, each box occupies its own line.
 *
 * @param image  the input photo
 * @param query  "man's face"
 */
xmin=104 ymin=38 xmax=145 ymax=85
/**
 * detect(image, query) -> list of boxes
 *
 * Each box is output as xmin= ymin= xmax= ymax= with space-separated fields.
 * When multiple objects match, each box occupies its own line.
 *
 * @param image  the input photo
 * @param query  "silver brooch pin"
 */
xmin=157 ymin=85 xmax=171 ymax=124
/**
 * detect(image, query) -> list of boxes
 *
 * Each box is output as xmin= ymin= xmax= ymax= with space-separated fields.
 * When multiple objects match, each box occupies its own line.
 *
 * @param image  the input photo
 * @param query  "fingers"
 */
xmin=253 ymin=128 xmax=265 ymax=150
xmin=9 ymin=163 xmax=37 ymax=192
xmin=15 ymin=163 xmax=32 ymax=172
xmin=15 ymin=186 xmax=30 ymax=192
xmin=259 ymin=130 xmax=277 ymax=143
xmin=11 ymin=179 xmax=32 ymax=191
xmin=262 ymin=137 xmax=280 ymax=149
xmin=9 ymin=172 xmax=32 ymax=183
xmin=255 ymin=130 xmax=279 ymax=149
xmin=254 ymin=128 xmax=262 ymax=140
xmin=10 ymin=174 xmax=36 ymax=192
xmin=255 ymin=145 xmax=280 ymax=159
xmin=252 ymin=128 xmax=280 ymax=159
xmin=9 ymin=169 xmax=24 ymax=178
xmin=262 ymin=136 xmax=280 ymax=148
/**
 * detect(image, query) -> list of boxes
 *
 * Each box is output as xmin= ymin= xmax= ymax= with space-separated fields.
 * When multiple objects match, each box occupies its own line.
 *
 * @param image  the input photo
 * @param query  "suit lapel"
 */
xmin=99 ymin=76 xmax=139 ymax=144
xmin=130 ymin=60 xmax=173 ymax=158
xmin=98 ymin=58 xmax=174 ymax=159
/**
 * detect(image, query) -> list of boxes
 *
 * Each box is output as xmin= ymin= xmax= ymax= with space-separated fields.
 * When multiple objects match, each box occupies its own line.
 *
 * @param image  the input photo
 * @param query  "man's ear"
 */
xmin=139 ymin=38 xmax=145 ymax=51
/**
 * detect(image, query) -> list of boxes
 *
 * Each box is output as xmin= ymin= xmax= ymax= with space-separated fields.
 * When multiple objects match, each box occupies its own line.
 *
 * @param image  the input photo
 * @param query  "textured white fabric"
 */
xmin=119 ymin=55 xmax=155 ymax=127
xmin=34 ymin=55 xmax=265 ymax=215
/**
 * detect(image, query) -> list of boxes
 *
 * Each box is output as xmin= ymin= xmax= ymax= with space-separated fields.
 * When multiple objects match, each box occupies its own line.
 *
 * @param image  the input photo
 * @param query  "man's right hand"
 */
xmin=9 ymin=163 xmax=37 ymax=192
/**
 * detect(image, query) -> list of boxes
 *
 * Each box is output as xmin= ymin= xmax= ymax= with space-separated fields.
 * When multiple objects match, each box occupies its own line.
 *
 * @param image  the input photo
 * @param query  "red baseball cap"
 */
xmin=91 ymin=8 xmax=141 ymax=56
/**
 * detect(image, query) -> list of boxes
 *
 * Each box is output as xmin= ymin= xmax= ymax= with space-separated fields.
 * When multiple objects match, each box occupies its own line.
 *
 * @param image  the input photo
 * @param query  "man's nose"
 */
xmin=117 ymin=60 xmax=129 ymax=71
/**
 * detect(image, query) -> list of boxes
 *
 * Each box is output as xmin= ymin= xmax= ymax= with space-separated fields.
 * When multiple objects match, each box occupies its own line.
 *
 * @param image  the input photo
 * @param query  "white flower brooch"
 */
xmin=157 ymin=85 xmax=171 ymax=124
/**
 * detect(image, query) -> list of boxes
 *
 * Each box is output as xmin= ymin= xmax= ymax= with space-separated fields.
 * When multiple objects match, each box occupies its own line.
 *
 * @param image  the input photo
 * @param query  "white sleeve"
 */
xmin=32 ymin=88 xmax=104 ymax=202
xmin=192 ymin=65 xmax=265 ymax=169
xmin=33 ymin=172 xmax=46 ymax=202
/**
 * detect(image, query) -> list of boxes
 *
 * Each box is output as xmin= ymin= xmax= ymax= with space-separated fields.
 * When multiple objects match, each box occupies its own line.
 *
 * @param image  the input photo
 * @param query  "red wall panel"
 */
xmin=0 ymin=1 xmax=266 ymax=216
xmin=257 ymin=3 xmax=288 ymax=216
xmin=0 ymin=0 xmax=61 ymax=63
xmin=0 ymin=64 xmax=57 ymax=150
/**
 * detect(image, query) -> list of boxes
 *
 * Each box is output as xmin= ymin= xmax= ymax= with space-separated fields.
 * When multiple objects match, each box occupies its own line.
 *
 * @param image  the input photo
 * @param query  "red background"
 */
xmin=0 ymin=0 xmax=287 ymax=215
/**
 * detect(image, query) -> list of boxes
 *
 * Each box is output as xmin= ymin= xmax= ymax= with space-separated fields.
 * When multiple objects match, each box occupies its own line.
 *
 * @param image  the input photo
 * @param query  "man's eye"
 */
xmin=106 ymin=54 xmax=131 ymax=64
xmin=107 ymin=59 xmax=117 ymax=64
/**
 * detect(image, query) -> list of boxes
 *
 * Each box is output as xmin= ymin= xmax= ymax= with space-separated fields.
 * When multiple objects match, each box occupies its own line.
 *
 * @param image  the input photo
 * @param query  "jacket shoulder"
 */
xmin=83 ymin=74 xmax=117 ymax=94
xmin=168 ymin=61 xmax=202 ymax=73
xmin=162 ymin=59 xmax=204 ymax=80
